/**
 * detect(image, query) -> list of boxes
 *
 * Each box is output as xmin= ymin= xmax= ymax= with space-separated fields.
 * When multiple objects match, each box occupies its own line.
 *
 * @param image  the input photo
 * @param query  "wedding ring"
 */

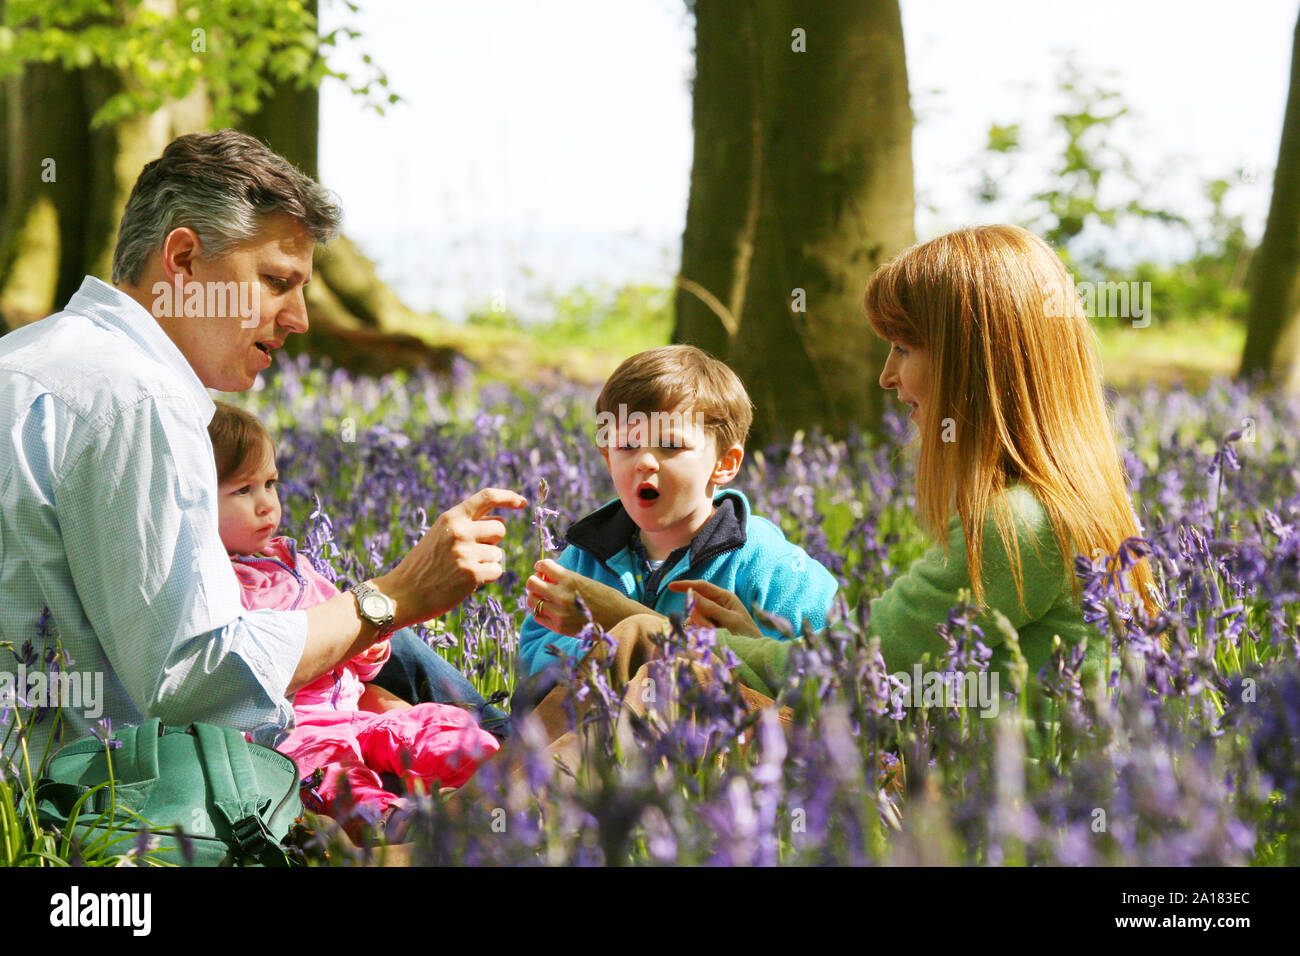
xmin=535 ymin=598 xmax=546 ymax=617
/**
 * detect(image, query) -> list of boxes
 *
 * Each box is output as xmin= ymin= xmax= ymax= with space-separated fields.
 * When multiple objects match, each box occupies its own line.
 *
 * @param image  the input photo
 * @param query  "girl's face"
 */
xmin=217 ymin=438 xmax=281 ymax=555
xmin=879 ymin=341 xmax=932 ymax=429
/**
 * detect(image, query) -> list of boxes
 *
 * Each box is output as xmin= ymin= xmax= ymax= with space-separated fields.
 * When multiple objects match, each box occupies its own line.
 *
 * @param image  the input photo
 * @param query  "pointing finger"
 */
xmin=459 ymin=487 xmax=529 ymax=520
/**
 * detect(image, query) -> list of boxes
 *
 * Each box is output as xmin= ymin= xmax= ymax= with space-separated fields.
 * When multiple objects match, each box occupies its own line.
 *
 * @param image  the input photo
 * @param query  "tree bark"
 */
xmin=234 ymin=0 xmax=414 ymax=335
xmin=0 ymin=1 xmax=205 ymax=333
xmin=236 ymin=84 xmax=460 ymax=376
xmin=0 ymin=0 xmax=452 ymax=379
xmin=0 ymin=63 xmax=90 ymax=328
xmin=1239 ymin=9 xmax=1300 ymax=390
xmin=675 ymin=0 xmax=915 ymax=443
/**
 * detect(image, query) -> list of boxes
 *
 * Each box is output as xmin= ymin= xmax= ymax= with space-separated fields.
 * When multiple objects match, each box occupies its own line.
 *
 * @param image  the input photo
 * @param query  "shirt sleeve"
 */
xmin=721 ymin=493 xmax=1066 ymax=690
xmin=715 ymin=629 xmax=789 ymax=698
xmin=868 ymin=496 xmax=1065 ymax=675
xmin=56 ymin=392 xmax=304 ymax=740
xmin=735 ymin=534 xmax=839 ymax=638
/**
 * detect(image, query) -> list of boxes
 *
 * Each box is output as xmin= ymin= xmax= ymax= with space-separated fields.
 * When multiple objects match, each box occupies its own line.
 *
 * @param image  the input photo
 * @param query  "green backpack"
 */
xmin=24 ymin=718 xmax=303 ymax=866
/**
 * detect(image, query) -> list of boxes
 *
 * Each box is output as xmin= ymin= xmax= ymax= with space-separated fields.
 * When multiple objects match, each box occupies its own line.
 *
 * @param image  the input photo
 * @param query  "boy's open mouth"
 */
xmin=637 ymin=485 xmax=660 ymax=502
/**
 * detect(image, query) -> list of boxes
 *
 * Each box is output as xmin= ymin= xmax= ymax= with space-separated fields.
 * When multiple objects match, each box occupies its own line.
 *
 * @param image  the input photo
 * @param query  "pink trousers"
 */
xmin=280 ymin=703 xmax=500 ymax=818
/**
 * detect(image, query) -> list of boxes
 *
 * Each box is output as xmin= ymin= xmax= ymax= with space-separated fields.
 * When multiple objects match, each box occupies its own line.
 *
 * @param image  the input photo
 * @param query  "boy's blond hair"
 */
xmin=597 ymin=345 xmax=753 ymax=452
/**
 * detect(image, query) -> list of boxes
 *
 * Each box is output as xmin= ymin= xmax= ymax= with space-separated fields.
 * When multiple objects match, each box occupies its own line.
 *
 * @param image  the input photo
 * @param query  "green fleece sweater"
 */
xmin=720 ymin=484 xmax=1096 ymax=696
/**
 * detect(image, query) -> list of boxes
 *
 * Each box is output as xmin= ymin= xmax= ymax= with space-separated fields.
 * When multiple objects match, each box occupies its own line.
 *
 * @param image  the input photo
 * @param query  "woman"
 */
xmin=672 ymin=224 xmax=1156 ymax=694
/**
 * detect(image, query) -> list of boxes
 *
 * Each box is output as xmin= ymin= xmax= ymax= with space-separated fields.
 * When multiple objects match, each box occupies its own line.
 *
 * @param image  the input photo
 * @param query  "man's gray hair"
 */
xmin=111 ymin=129 xmax=343 ymax=285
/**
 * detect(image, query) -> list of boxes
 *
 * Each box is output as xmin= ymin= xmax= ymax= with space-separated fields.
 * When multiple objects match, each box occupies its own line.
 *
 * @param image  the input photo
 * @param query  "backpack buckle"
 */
xmin=231 ymin=815 xmax=271 ymax=856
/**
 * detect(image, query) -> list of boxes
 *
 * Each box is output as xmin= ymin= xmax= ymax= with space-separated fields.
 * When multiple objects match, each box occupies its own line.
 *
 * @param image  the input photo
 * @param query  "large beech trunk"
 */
xmin=675 ymin=0 xmax=916 ymax=443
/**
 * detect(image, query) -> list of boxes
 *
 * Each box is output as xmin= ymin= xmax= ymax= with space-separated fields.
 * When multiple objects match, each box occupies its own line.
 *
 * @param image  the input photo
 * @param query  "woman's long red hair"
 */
xmin=864 ymin=224 xmax=1155 ymax=615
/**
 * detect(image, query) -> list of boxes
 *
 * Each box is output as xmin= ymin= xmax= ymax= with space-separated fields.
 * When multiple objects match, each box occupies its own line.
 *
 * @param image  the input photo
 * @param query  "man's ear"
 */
xmin=160 ymin=226 xmax=202 ymax=281
xmin=712 ymin=443 xmax=744 ymax=486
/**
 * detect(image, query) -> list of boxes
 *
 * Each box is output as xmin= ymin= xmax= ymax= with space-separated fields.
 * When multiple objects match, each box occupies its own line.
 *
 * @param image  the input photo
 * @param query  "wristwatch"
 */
xmin=350 ymin=580 xmax=396 ymax=634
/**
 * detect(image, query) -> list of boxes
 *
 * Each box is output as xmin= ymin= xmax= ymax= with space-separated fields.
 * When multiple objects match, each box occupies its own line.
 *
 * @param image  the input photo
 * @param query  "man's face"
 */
xmin=165 ymin=213 xmax=315 ymax=391
xmin=601 ymin=404 xmax=737 ymax=560
xmin=216 ymin=439 xmax=281 ymax=556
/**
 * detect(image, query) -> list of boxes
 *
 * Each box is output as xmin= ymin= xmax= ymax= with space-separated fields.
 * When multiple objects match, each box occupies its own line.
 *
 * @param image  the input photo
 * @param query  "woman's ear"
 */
xmin=712 ymin=443 xmax=744 ymax=486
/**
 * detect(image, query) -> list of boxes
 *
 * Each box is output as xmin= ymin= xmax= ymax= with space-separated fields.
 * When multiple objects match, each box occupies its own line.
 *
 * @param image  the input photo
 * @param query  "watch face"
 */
xmin=361 ymin=593 xmax=390 ymax=619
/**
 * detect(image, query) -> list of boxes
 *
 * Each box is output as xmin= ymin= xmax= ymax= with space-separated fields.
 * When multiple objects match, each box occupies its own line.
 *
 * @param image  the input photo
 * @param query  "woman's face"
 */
xmin=879 ymin=342 xmax=932 ymax=429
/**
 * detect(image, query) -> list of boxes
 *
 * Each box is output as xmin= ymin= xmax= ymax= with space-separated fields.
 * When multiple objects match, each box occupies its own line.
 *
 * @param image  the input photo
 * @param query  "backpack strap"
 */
xmin=112 ymin=719 xmax=162 ymax=784
xmin=33 ymin=718 xmax=163 ymax=815
xmin=192 ymin=724 xmax=291 ymax=867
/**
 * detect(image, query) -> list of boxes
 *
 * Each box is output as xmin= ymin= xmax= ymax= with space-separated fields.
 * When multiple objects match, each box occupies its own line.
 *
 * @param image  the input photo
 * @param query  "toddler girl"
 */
xmin=208 ymin=402 xmax=498 ymax=828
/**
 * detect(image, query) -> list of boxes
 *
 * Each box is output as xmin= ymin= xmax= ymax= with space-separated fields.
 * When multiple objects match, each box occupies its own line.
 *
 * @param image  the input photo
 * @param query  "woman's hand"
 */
xmin=667 ymin=579 xmax=764 ymax=639
xmin=527 ymin=559 xmax=660 ymax=636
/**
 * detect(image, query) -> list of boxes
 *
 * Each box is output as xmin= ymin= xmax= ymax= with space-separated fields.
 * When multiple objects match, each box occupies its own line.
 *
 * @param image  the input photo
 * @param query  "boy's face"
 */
xmin=601 ymin=404 xmax=743 ymax=560
xmin=217 ymin=439 xmax=281 ymax=555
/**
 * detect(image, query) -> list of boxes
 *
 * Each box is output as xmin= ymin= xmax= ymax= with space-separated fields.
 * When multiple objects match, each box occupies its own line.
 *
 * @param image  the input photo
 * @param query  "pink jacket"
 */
xmin=230 ymin=536 xmax=391 ymax=715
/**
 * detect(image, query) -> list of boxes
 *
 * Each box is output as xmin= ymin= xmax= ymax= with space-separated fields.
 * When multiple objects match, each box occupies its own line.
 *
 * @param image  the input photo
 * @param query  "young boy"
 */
xmin=518 ymin=344 xmax=838 ymax=677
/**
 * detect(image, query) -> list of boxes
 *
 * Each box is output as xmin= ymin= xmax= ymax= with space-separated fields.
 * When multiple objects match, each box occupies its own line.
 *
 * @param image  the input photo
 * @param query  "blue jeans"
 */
xmin=372 ymin=628 xmax=511 ymax=740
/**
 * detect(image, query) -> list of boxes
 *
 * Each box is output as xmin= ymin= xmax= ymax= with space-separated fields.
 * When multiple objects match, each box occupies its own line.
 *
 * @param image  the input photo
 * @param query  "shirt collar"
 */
xmin=67 ymin=276 xmax=217 ymax=424
xmin=567 ymin=489 xmax=751 ymax=565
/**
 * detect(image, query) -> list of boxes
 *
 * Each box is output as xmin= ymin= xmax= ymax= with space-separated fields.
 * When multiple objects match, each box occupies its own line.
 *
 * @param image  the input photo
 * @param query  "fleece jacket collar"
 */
xmin=565 ymin=489 xmax=751 ymax=571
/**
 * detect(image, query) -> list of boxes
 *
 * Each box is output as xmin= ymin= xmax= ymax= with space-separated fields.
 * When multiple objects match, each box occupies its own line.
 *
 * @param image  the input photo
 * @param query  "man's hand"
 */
xmin=527 ymin=558 xmax=658 ymax=635
xmin=294 ymin=488 xmax=524 ymax=695
xmin=667 ymin=579 xmax=764 ymax=639
xmin=377 ymin=488 xmax=527 ymax=626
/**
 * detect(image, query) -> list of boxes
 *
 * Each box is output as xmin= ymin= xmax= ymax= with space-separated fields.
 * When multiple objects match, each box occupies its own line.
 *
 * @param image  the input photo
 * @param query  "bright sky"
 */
xmin=319 ymin=0 xmax=1298 ymax=318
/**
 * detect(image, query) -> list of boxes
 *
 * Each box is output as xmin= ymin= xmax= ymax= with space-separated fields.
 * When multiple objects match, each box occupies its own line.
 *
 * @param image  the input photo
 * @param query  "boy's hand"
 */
xmin=528 ymin=559 xmax=656 ymax=636
xmin=668 ymin=579 xmax=764 ymax=639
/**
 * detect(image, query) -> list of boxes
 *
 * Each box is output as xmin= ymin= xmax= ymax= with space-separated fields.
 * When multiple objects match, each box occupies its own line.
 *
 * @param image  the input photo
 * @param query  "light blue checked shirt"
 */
xmin=0 ymin=277 xmax=305 ymax=761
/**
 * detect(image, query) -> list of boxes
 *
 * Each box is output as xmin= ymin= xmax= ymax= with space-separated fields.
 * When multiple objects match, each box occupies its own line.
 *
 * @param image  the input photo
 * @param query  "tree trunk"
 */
xmin=0 ymin=63 xmax=90 ymax=328
xmin=675 ymin=0 xmax=915 ymax=443
xmin=0 ymin=1 xmax=205 ymax=333
xmin=235 ymin=0 xmax=416 ymax=335
xmin=0 ymin=0 xmax=454 ymax=380
xmin=1239 ymin=9 xmax=1300 ymax=390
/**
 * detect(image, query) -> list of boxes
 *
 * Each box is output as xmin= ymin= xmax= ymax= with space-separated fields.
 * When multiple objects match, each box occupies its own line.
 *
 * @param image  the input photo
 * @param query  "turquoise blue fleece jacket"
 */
xmin=517 ymin=489 xmax=839 ymax=676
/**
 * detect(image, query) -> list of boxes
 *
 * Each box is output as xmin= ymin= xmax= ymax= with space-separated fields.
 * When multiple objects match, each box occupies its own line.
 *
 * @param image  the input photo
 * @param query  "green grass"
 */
xmin=1094 ymin=314 xmax=1245 ymax=389
xmin=390 ymin=283 xmax=674 ymax=386
xmin=391 ymin=280 xmax=1248 ymax=392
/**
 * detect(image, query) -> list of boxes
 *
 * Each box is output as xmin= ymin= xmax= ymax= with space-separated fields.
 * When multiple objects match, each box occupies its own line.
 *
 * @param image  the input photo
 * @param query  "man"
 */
xmin=0 ymin=130 xmax=525 ymax=761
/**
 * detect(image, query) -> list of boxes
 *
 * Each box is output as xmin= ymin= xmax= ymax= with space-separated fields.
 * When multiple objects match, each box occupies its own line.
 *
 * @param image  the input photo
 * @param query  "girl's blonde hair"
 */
xmin=864 ymin=224 xmax=1155 ymax=614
